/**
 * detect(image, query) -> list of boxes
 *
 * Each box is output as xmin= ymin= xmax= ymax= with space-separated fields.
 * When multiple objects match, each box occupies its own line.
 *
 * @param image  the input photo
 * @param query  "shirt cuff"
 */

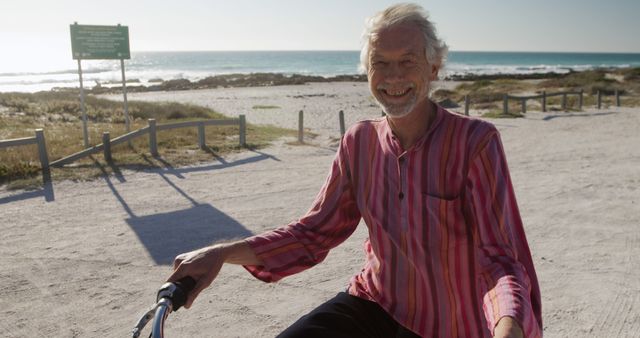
xmin=485 ymin=277 xmax=541 ymax=338
xmin=241 ymin=229 xmax=313 ymax=283
xmin=242 ymin=234 xmax=282 ymax=283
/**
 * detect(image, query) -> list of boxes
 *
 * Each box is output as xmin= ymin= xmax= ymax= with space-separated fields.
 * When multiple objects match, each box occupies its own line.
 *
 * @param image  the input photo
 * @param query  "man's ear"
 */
xmin=429 ymin=64 xmax=439 ymax=81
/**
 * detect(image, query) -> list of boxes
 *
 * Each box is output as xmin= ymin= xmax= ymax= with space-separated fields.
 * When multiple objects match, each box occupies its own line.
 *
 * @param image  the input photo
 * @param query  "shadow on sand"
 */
xmin=94 ymin=150 xmax=277 ymax=265
xmin=542 ymin=111 xmax=616 ymax=121
xmin=126 ymin=204 xmax=253 ymax=265
xmin=0 ymin=179 xmax=55 ymax=204
xmin=1 ymin=149 xmax=277 ymax=263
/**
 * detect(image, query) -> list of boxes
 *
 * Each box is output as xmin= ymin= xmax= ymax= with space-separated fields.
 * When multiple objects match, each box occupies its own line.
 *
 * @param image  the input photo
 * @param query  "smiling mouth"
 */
xmin=381 ymin=87 xmax=412 ymax=98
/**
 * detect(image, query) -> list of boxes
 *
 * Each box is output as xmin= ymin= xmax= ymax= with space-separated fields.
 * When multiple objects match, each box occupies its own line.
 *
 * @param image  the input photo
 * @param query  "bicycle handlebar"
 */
xmin=132 ymin=276 xmax=196 ymax=338
xmin=157 ymin=277 xmax=196 ymax=311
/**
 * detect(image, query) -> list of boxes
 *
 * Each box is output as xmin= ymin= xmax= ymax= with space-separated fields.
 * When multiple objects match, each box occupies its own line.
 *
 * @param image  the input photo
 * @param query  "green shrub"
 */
xmin=0 ymin=162 xmax=40 ymax=183
xmin=622 ymin=67 xmax=640 ymax=82
xmin=456 ymin=79 xmax=493 ymax=92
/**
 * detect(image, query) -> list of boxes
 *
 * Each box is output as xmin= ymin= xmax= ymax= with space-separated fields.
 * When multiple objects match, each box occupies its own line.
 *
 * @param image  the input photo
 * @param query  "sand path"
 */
xmin=1 ymin=84 xmax=639 ymax=337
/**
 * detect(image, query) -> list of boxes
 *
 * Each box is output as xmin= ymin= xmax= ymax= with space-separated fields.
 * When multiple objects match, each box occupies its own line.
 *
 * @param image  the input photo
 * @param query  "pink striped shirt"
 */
xmin=244 ymin=105 xmax=542 ymax=337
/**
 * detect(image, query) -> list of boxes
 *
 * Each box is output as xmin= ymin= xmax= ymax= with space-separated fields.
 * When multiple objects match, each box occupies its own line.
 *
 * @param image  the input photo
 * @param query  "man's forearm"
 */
xmin=218 ymin=240 xmax=263 ymax=266
xmin=168 ymin=239 xmax=263 ymax=308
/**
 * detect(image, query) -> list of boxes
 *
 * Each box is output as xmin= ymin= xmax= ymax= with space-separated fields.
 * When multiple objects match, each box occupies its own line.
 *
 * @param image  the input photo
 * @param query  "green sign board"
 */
xmin=70 ymin=24 xmax=130 ymax=60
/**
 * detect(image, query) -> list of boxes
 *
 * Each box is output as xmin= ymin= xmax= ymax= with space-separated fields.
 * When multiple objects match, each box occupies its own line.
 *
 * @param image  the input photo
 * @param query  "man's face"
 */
xmin=367 ymin=24 xmax=438 ymax=118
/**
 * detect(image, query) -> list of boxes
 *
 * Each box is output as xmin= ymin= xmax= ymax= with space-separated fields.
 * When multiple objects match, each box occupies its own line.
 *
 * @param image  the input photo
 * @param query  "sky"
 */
xmin=1 ymin=0 xmax=639 ymax=72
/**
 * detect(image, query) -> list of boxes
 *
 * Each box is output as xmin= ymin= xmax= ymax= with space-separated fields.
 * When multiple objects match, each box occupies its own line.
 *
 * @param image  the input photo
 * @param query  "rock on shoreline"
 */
xmin=88 ymin=73 xmax=368 ymax=94
xmin=82 ymin=70 xmax=593 ymax=94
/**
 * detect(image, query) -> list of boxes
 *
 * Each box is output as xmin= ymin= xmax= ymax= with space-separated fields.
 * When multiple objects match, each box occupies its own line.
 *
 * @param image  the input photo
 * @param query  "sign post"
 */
xmin=121 ymin=59 xmax=130 ymax=136
xmin=70 ymin=23 xmax=131 ymax=148
xmin=76 ymin=59 xmax=89 ymax=147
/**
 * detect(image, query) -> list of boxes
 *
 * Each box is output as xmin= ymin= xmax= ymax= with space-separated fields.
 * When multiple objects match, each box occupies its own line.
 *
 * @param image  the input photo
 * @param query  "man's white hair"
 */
xmin=359 ymin=3 xmax=448 ymax=73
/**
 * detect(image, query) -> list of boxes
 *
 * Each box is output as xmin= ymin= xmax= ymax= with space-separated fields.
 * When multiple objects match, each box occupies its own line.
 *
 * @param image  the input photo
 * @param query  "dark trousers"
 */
xmin=277 ymin=292 xmax=421 ymax=338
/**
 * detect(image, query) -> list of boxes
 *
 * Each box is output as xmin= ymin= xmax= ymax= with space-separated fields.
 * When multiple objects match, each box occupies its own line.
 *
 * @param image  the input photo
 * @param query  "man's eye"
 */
xmin=402 ymin=60 xmax=416 ymax=66
xmin=372 ymin=61 xmax=388 ymax=67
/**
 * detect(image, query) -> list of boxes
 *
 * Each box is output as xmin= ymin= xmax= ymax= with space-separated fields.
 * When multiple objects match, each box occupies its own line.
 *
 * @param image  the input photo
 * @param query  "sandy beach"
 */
xmin=100 ymin=81 xmax=464 ymax=146
xmin=1 ymin=82 xmax=639 ymax=337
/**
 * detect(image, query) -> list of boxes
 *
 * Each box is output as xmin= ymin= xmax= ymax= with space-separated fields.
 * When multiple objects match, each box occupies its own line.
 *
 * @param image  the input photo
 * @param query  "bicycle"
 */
xmin=132 ymin=277 xmax=196 ymax=338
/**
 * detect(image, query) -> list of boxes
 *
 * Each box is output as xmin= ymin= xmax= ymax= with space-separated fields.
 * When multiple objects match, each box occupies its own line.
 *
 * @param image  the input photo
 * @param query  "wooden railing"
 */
xmin=0 ymin=129 xmax=51 ymax=184
xmin=461 ymin=89 xmax=626 ymax=116
xmin=51 ymin=116 xmax=246 ymax=167
xmin=1 ymin=116 xmax=245 ymax=184
xmin=503 ymin=90 xmax=584 ymax=115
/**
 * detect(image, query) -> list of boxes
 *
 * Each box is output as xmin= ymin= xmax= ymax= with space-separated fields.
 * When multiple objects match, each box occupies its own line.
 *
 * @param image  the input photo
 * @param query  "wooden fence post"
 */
xmin=103 ymin=132 xmax=112 ymax=162
xmin=597 ymin=90 xmax=602 ymax=109
xmin=562 ymin=93 xmax=567 ymax=111
xmin=542 ymin=91 xmax=546 ymax=112
xmin=339 ymin=110 xmax=345 ymax=136
xmin=579 ymin=89 xmax=583 ymax=111
xmin=616 ymin=90 xmax=621 ymax=107
xmin=239 ymin=115 xmax=246 ymax=147
xmin=298 ymin=110 xmax=304 ymax=143
xmin=521 ymin=98 xmax=526 ymax=114
xmin=148 ymin=119 xmax=158 ymax=156
xmin=35 ymin=129 xmax=51 ymax=184
xmin=198 ymin=122 xmax=205 ymax=150
xmin=464 ymin=95 xmax=470 ymax=116
xmin=503 ymin=95 xmax=508 ymax=115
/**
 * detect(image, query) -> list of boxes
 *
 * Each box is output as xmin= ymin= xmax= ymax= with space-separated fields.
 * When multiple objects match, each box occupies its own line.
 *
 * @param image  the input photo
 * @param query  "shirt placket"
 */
xmin=398 ymin=152 xmax=409 ymax=231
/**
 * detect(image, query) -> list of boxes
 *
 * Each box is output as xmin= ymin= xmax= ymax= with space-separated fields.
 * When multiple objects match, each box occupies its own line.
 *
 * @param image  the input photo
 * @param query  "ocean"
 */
xmin=2 ymin=51 xmax=639 ymax=93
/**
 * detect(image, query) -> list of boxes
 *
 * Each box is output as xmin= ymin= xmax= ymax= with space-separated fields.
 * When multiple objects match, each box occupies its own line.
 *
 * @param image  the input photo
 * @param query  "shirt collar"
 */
xmin=382 ymin=101 xmax=445 ymax=154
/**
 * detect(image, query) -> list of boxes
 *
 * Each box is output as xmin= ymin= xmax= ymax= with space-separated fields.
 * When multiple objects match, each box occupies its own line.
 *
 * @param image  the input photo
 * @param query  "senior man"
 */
xmin=168 ymin=3 xmax=542 ymax=337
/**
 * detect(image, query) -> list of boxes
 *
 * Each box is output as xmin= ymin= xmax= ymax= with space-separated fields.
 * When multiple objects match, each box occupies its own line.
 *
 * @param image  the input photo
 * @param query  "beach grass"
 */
xmin=252 ymin=105 xmax=281 ymax=109
xmin=433 ymin=68 xmax=640 ymax=117
xmin=481 ymin=110 xmax=525 ymax=119
xmin=0 ymin=92 xmax=296 ymax=189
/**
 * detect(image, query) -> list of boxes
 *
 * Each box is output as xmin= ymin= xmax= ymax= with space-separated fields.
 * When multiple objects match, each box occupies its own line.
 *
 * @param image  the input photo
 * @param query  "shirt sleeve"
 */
xmin=466 ymin=129 xmax=543 ymax=338
xmin=242 ymin=137 xmax=362 ymax=282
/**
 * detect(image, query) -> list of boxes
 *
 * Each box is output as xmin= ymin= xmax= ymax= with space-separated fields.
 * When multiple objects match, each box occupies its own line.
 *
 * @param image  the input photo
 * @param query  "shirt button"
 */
xmin=399 ymin=192 xmax=404 ymax=200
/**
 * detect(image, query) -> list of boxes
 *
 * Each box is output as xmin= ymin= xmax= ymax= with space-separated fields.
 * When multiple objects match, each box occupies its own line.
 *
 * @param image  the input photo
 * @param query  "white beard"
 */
xmin=374 ymin=79 xmax=431 ymax=118
xmin=378 ymin=94 xmax=417 ymax=118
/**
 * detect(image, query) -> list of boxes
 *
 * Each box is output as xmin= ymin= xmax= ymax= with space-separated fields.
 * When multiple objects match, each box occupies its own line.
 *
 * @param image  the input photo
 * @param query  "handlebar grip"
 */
xmin=171 ymin=276 xmax=196 ymax=311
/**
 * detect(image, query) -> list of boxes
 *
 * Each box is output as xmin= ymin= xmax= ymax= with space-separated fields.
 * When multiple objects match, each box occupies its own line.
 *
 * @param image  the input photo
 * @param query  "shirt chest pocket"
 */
xmin=422 ymin=194 xmax=469 ymax=249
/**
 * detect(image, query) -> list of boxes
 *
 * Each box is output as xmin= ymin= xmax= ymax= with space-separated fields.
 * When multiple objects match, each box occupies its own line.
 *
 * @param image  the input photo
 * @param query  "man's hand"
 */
xmin=168 ymin=245 xmax=228 ymax=309
xmin=167 ymin=240 xmax=261 ymax=309
xmin=494 ymin=316 xmax=524 ymax=338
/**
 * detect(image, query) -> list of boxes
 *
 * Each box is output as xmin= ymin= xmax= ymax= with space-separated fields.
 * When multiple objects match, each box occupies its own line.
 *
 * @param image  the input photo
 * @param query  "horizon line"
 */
xmin=129 ymin=49 xmax=640 ymax=55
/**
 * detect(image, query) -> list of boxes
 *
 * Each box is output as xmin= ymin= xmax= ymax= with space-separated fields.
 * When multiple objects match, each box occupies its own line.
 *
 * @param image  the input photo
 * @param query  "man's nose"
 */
xmin=382 ymin=62 xmax=406 ymax=82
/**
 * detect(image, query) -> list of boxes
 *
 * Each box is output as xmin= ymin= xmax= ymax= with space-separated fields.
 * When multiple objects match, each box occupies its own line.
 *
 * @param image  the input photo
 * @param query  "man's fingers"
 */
xmin=167 ymin=264 xmax=186 ymax=283
xmin=167 ymin=246 xmax=223 ymax=308
xmin=185 ymin=290 xmax=198 ymax=309
xmin=184 ymin=281 xmax=208 ymax=309
xmin=172 ymin=254 xmax=186 ymax=270
xmin=169 ymin=254 xmax=192 ymax=282
xmin=184 ymin=265 xmax=222 ymax=308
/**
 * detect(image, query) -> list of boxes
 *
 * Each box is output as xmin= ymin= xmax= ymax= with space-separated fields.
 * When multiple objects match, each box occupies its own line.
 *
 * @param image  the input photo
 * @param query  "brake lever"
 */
xmin=131 ymin=277 xmax=196 ymax=338
xmin=131 ymin=304 xmax=159 ymax=338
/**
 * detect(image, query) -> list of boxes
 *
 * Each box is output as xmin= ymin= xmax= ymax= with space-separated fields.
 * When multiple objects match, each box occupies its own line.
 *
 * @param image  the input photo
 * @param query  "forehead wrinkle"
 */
xmin=369 ymin=30 xmax=425 ymax=60
xmin=370 ymin=46 xmax=424 ymax=60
